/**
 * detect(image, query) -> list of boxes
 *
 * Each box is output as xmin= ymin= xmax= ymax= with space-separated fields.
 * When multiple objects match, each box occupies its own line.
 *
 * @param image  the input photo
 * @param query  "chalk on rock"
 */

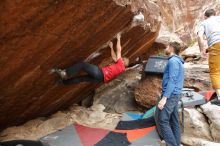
xmin=133 ymin=12 xmax=144 ymax=23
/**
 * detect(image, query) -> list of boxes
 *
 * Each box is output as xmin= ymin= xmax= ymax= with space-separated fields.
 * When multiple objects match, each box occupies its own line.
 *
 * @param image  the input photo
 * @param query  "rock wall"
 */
xmin=0 ymin=0 xmax=161 ymax=130
xmin=156 ymin=0 xmax=220 ymax=42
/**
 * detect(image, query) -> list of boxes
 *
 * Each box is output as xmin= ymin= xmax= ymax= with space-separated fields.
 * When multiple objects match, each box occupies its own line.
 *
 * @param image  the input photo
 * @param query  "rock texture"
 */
xmin=134 ymin=74 xmax=162 ymax=108
xmin=0 ymin=104 xmax=121 ymax=141
xmin=181 ymin=108 xmax=212 ymax=143
xmin=156 ymin=0 xmax=220 ymax=42
xmin=181 ymin=43 xmax=201 ymax=62
xmin=156 ymin=24 xmax=183 ymax=45
xmin=181 ymin=103 xmax=220 ymax=146
xmin=201 ymin=103 xmax=220 ymax=141
xmin=184 ymin=62 xmax=212 ymax=91
xmin=0 ymin=0 xmax=161 ymax=130
xmin=182 ymin=138 xmax=220 ymax=146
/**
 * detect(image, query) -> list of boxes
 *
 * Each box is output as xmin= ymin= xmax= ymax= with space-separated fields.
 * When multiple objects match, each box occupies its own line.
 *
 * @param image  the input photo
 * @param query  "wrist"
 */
xmin=162 ymin=97 xmax=167 ymax=100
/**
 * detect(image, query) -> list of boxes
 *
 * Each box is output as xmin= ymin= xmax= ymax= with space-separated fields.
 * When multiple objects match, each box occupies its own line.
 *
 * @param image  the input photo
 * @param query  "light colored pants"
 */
xmin=208 ymin=42 xmax=220 ymax=89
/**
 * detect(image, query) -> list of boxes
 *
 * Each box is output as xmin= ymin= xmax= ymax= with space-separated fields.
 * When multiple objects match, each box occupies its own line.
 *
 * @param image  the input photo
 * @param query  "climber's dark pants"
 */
xmin=63 ymin=62 xmax=104 ymax=84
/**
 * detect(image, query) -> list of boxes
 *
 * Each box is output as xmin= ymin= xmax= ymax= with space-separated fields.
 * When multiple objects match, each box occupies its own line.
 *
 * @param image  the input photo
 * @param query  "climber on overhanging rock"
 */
xmin=51 ymin=33 xmax=129 ymax=84
xmin=197 ymin=9 xmax=220 ymax=103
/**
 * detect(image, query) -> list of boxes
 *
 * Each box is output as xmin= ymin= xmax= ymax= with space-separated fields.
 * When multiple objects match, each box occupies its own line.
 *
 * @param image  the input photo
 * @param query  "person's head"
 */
xmin=122 ymin=57 xmax=129 ymax=67
xmin=204 ymin=9 xmax=216 ymax=19
xmin=165 ymin=42 xmax=182 ymax=56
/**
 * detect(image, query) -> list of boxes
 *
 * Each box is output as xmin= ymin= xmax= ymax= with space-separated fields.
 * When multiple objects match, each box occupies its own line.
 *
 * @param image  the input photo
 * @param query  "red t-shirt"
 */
xmin=101 ymin=58 xmax=125 ymax=83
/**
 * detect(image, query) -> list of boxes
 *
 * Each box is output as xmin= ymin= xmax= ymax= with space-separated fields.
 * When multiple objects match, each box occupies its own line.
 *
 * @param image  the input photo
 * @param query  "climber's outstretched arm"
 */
xmin=109 ymin=42 xmax=117 ymax=62
xmin=116 ymin=33 xmax=122 ymax=60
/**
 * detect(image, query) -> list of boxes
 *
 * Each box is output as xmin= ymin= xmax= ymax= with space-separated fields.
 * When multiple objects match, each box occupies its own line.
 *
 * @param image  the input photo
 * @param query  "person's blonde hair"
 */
xmin=122 ymin=57 xmax=129 ymax=67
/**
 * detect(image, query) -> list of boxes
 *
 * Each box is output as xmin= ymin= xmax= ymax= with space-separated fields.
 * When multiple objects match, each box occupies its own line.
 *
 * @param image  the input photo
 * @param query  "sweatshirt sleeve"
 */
xmin=163 ymin=59 xmax=180 ymax=98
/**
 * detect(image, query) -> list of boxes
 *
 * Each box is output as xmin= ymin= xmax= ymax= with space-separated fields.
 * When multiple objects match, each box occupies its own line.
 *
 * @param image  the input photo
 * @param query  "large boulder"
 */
xmin=181 ymin=104 xmax=220 ymax=146
xmin=181 ymin=108 xmax=212 ymax=144
xmin=201 ymin=103 xmax=220 ymax=142
xmin=134 ymin=74 xmax=162 ymax=108
xmin=0 ymin=0 xmax=161 ymax=130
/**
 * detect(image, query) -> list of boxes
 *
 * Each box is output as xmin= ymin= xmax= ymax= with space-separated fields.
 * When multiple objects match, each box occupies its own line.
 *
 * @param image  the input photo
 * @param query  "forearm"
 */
xmin=111 ymin=48 xmax=117 ymax=62
xmin=117 ymin=38 xmax=122 ymax=52
xmin=116 ymin=35 xmax=122 ymax=59
xmin=197 ymin=36 xmax=206 ymax=52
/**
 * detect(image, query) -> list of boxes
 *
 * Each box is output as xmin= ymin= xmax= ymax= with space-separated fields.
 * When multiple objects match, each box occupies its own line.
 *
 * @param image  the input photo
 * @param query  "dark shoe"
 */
xmin=210 ymin=98 xmax=220 ymax=105
xmin=50 ymin=68 xmax=67 ymax=79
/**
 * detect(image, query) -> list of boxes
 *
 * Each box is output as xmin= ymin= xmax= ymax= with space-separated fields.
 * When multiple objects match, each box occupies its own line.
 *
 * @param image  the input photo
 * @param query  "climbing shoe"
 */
xmin=50 ymin=68 xmax=67 ymax=79
xmin=210 ymin=98 xmax=220 ymax=106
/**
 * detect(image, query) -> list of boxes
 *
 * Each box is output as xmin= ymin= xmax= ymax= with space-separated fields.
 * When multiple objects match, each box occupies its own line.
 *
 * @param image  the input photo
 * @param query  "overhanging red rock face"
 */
xmin=0 ymin=0 xmax=160 ymax=130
